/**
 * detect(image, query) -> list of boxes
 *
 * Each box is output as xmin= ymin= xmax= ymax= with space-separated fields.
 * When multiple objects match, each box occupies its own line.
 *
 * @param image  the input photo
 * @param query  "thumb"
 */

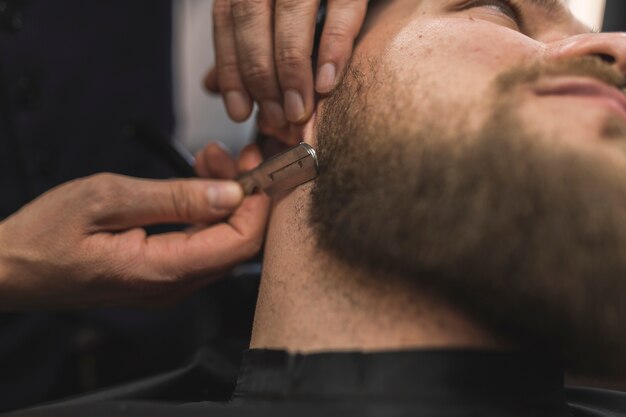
xmin=91 ymin=176 xmax=244 ymax=230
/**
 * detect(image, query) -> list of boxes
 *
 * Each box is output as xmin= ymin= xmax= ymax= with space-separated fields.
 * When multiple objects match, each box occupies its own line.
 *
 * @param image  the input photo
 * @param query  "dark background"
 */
xmin=603 ymin=0 xmax=626 ymax=31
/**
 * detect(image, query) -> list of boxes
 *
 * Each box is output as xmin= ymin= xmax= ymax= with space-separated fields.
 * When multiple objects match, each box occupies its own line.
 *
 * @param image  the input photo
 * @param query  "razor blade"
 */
xmin=238 ymin=143 xmax=319 ymax=196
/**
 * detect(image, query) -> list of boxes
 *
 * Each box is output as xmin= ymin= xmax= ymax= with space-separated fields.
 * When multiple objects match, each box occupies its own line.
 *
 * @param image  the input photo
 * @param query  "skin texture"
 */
xmin=207 ymin=0 xmax=368 ymax=141
xmin=0 ymin=145 xmax=270 ymax=310
xmin=251 ymin=0 xmax=626 ymax=378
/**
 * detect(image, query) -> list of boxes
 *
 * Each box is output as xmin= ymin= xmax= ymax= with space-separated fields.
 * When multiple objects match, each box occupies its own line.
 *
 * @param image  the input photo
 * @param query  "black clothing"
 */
xmin=233 ymin=349 xmax=568 ymax=412
xmin=6 ymin=349 xmax=626 ymax=417
xmin=0 ymin=0 xmax=176 ymax=219
xmin=0 ymin=1 xmax=229 ymax=410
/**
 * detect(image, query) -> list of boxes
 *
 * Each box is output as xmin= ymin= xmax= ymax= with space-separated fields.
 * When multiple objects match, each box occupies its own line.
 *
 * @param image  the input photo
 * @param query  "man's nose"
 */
xmin=549 ymin=33 xmax=626 ymax=74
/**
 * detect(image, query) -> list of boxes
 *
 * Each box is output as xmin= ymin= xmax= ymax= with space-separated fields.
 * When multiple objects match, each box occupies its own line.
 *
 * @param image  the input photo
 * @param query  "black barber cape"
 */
xmin=5 ymin=349 xmax=626 ymax=417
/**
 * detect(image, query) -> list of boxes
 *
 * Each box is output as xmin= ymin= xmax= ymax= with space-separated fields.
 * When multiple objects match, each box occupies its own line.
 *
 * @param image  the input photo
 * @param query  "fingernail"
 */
xmin=316 ymin=63 xmax=337 ymax=93
xmin=224 ymin=91 xmax=250 ymax=121
xmin=284 ymin=89 xmax=306 ymax=123
xmin=261 ymin=101 xmax=287 ymax=127
xmin=207 ymin=181 xmax=244 ymax=210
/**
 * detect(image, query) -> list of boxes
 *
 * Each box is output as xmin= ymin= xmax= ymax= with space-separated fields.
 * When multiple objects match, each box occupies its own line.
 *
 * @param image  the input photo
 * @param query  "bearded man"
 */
xmin=7 ymin=0 xmax=626 ymax=416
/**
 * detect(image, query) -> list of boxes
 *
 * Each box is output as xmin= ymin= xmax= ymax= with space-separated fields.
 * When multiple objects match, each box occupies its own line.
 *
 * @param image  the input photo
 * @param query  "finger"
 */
xmin=274 ymin=0 xmax=320 ymax=124
xmin=144 ymin=191 xmax=271 ymax=280
xmin=213 ymin=0 xmax=253 ymax=121
xmin=194 ymin=148 xmax=210 ymax=178
xmin=193 ymin=148 xmax=211 ymax=178
xmin=230 ymin=0 xmax=288 ymax=129
xmin=194 ymin=142 xmax=238 ymax=179
xmin=257 ymin=119 xmax=294 ymax=145
xmin=88 ymin=175 xmax=244 ymax=230
xmin=204 ymin=67 xmax=220 ymax=94
xmin=315 ymin=0 xmax=368 ymax=94
xmin=289 ymin=123 xmax=306 ymax=144
xmin=238 ymin=143 xmax=264 ymax=172
xmin=257 ymin=110 xmax=300 ymax=145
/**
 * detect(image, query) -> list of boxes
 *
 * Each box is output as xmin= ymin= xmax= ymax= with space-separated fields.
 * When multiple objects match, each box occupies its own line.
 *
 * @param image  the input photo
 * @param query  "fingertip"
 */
xmin=316 ymin=62 xmax=338 ymax=94
xmin=206 ymin=180 xmax=244 ymax=210
xmin=316 ymin=43 xmax=352 ymax=95
xmin=224 ymin=90 xmax=253 ymax=122
xmin=207 ymin=141 xmax=233 ymax=159
xmin=316 ymin=0 xmax=368 ymax=94
xmin=284 ymin=89 xmax=307 ymax=124
xmin=239 ymin=144 xmax=264 ymax=171
xmin=205 ymin=142 xmax=238 ymax=179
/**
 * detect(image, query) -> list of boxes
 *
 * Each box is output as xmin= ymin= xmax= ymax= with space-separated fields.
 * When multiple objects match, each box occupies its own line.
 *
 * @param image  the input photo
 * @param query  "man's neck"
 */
xmin=250 ymin=185 xmax=502 ymax=352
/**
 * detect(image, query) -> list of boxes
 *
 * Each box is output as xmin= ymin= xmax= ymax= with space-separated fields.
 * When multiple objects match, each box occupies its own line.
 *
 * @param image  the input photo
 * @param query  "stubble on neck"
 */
xmin=250 ymin=184 xmax=502 ymax=353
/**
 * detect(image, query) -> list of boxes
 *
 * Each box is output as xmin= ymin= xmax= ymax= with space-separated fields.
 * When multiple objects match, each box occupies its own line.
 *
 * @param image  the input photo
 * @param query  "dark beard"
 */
xmin=309 ymin=57 xmax=626 ymax=377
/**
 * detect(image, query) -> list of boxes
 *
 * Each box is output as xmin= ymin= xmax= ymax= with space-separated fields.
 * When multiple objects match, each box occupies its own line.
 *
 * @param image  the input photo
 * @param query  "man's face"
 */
xmin=309 ymin=0 xmax=626 ymax=376
xmin=349 ymin=0 xmax=624 ymax=145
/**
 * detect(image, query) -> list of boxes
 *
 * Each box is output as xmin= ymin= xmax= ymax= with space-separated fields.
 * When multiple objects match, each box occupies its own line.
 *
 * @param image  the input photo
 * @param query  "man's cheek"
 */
xmin=378 ymin=18 xmax=548 ymax=130
xmin=386 ymin=17 xmax=546 ymax=90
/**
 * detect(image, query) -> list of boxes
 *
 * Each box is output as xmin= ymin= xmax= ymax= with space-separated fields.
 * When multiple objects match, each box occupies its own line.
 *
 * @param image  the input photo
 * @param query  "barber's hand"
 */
xmin=0 ymin=145 xmax=270 ymax=310
xmin=206 ymin=0 xmax=368 ymax=135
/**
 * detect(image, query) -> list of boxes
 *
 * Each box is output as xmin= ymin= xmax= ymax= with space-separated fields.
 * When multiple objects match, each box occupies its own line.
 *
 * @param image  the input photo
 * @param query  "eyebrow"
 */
xmin=525 ymin=0 xmax=568 ymax=17
xmin=525 ymin=0 xmax=597 ymax=33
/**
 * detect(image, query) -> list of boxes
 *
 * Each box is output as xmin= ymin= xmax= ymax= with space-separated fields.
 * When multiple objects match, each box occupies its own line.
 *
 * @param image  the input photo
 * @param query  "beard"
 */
xmin=309 ymin=56 xmax=626 ymax=377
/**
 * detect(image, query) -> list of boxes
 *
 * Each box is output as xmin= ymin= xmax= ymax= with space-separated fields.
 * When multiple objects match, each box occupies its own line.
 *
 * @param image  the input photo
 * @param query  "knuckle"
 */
xmin=168 ymin=182 xmax=194 ymax=221
xmin=276 ymin=46 xmax=310 ymax=72
xmin=216 ymin=61 xmax=240 ymax=86
xmin=332 ymin=0 xmax=369 ymax=15
xmin=239 ymin=233 xmax=264 ymax=258
xmin=217 ymin=60 xmax=238 ymax=73
xmin=278 ymin=0 xmax=308 ymax=14
xmin=240 ymin=59 xmax=274 ymax=84
xmin=323 ymin=24 xmax=354 ymax=44
xmin=83 ymin=173 xmax=122 ymax=213
xmin=212 ymin=0 xmax=232 ymax=28
xmin=335 ymin=0 xmax=368 ymax=7
xmin=231 ymin=0 xmax=268 ymax=27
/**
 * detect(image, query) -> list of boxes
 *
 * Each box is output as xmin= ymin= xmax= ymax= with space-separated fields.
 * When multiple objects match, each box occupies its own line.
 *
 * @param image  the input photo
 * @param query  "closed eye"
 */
xmin=458 ymin=0 xmax=524 ymax=28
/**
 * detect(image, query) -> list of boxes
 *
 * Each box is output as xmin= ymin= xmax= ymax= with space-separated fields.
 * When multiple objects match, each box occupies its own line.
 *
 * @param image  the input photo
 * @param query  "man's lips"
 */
xmin=533 ymin=77 xmax=626 ymax=122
